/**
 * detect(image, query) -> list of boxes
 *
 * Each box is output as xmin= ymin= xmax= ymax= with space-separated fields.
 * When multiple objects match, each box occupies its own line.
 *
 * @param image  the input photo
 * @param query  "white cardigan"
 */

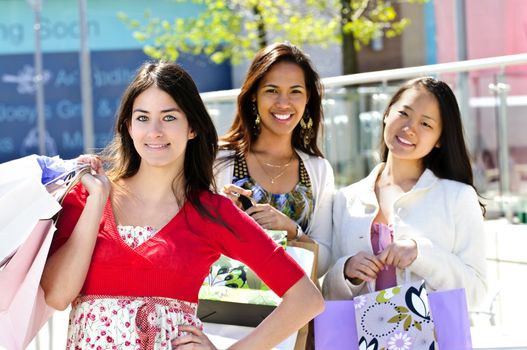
xmin=322 ymin=164 xmax=487 ymax=309
xmin=214 ymin=149 xmax=335 ymax=277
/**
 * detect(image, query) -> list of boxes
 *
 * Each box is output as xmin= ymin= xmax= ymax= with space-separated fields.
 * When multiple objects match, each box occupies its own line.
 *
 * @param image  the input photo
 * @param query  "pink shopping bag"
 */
xmin=0 ymin=219 xmax=57 ymax=350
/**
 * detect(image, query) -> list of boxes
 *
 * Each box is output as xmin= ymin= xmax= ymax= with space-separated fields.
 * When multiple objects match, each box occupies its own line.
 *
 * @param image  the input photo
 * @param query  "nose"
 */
xmin=275 ymin=92 xmax=290 ymax=107
xmin=148 ymin=120 xmax=163 ymax=137
xmin=402 ymin=120 xmax=416 ymax=135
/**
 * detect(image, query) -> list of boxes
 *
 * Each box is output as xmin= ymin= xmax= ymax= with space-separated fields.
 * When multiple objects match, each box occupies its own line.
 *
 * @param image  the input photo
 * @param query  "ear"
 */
xmin=188 ymin=129 xmax=196 ymax=140
xmin=435 ymin=142 xmax=441 ymax=148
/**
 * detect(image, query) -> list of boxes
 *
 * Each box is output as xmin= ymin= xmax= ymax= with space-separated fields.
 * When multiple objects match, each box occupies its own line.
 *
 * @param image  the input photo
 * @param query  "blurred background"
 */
xmin=1 ymin=0 xmax=526 ymax=348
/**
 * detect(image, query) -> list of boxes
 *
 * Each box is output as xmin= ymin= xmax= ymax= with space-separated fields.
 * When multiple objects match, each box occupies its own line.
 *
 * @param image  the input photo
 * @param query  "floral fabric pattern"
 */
xmin=66 ymin=226 xmax=200 ymax=349
xmin=117 ymin=225 xmax=158 ymax=249
xmin=232 ymin=154 xmax=314 ymax=232
xmin=67 ymin=295 xmax=201 ymax=349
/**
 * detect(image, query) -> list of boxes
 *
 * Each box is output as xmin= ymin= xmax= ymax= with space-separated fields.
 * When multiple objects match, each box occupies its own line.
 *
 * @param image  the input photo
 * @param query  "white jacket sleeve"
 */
xmin=322 ymin=189 xmax=369 ymax=300
xmin=308 ymin=158 xmax=334 ymax=277
xmin=408 ymin=185 xmax=487 ymax=309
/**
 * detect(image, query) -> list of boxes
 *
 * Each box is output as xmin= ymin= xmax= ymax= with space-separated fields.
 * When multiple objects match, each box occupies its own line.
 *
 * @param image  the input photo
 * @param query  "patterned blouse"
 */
xmin=65 ymin=225 xmax=202 ymax=349
xmin=232 ymin=154 xmax=314 ymax=232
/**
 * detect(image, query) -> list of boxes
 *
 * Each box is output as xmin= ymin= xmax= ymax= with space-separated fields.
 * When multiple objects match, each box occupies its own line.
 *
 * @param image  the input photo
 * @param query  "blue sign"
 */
xmin=0 ymin=49 xmax=232 ymax=162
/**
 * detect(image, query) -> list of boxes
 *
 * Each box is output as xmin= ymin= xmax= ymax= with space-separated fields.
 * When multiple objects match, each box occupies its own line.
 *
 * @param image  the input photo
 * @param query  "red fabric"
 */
xmin=51 ymin=183 xmax=305 ymax=303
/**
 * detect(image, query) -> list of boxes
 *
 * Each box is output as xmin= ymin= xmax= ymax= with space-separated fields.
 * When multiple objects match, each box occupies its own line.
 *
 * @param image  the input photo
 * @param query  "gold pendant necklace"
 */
xmin=253 ymin=152 xmax=294 ymax=184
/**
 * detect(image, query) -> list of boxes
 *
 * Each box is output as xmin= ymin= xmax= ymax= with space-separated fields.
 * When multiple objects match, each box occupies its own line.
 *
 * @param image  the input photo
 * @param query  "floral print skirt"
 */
xmin=66 ymin=295 xmax=202 ymax=349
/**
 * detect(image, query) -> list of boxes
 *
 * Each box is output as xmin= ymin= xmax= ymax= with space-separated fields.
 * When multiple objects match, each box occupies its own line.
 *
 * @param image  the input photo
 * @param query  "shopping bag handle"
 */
xmin=47 ymin=166 xmax=92 ymax=205
xmin=43 ymin=164 xmax=91 ymax=187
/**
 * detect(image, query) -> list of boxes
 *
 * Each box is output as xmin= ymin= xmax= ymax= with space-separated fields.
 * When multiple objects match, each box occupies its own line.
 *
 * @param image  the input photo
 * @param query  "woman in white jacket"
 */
xmin=214 ymin=42 xmax=334 ymax=278
xmin=322 ymin=77 xmax=487 ymax=309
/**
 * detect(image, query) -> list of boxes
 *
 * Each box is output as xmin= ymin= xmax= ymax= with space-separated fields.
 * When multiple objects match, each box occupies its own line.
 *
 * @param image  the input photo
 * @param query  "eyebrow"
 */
xmin=132 ymin=107 xmax=181 ymax=114
xmin=402 ymin=105 xmax=436 ymax=122
xmin=263 ymin=84 xmax=305 ymax=89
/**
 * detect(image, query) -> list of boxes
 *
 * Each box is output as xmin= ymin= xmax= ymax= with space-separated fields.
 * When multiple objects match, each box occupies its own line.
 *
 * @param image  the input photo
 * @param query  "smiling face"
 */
xmin=254 ymin=61 xmax=308 ymax=139
xmin=128 ymin=86 xmax=195 ymax=171
xmin=383 ymin=86 xmax=442 ymax=165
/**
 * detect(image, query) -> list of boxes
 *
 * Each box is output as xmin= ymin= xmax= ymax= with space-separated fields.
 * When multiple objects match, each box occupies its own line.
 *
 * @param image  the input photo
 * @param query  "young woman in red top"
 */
xmin=41 ymin=61 xmax=324 ymax=349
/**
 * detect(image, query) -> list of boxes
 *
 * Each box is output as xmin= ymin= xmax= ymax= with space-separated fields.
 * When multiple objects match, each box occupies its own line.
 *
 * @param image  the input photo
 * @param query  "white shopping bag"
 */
xmin=0 ymin=156 xmax=61 ymax=265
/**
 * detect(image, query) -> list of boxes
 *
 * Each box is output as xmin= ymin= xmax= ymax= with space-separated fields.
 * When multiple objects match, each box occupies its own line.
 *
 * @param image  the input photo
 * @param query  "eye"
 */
xmin=163 ymin=114 xmax=176 ymax=121
xmin=136 ymin=115 xmax=148 ymax=122
xmin=291 ymin=89 xmax=304 ymax=94
xmin=265 ymin=88 xmax=278 ymax=94
xmin=398 ymin=111 xmax=408 ymax=117
xmin=422 ymin=121 xmax=432 ymax=128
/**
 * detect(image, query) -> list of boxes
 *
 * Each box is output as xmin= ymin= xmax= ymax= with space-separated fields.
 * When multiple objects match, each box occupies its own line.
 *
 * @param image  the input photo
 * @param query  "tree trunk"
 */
xmin=253 ymin=6 xmax=268 ymax=49
xmin=340 ymin=0 xmax=359 ymax=74
xmin=342 ymin=31 xmax=358 ymax=74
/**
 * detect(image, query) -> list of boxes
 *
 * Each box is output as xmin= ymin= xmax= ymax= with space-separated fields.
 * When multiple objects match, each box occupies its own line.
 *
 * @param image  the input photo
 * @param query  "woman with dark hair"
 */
xmin=323 ymin=77 xmax=487 ymax=309
xmin=215 ymin=42 xmax=334 ymax=277
xmin=41 ymin=61 xmax=324 ymax=349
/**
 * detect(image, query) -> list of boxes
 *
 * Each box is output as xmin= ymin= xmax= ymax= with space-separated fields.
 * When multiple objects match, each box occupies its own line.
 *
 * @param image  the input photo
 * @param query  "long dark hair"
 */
xmin=219 ymin=42 xmax=324 ymax=157
xmin=380 ymin=77 xmax=485 ymax=212
xmin=103 ymin=61 xmax=219 ymax=220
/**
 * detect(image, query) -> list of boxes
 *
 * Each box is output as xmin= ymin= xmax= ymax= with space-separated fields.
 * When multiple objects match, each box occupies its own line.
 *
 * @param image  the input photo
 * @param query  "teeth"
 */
xmin=146 ymin=144 xmax=168 ymax=148
xmin=397 ymin=136 xmax=413 ymax=145
xmin=274 ymin=113 xmax=291 ymax=120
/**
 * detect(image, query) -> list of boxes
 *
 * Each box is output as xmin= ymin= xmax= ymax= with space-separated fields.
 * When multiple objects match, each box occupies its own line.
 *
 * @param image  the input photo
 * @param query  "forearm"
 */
xmin=229 ymin=276 xmax=324 ymax=350
xmin=41 ymin=194 xmax=105 ymax=310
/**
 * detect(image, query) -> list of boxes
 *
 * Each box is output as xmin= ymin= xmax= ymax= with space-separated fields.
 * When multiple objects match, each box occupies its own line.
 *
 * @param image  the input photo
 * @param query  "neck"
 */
xmin=381 ymin=155 xmax=424 ymax=188
xmin=128 ymin=164 xmax=185 ymax=203
xmin=251 ymin=135 xmax=294 ymax=160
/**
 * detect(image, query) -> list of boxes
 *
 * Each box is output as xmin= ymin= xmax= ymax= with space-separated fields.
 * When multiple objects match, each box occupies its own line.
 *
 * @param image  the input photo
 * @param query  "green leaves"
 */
xmin=118 ymin=0 xmax=429 ymax=67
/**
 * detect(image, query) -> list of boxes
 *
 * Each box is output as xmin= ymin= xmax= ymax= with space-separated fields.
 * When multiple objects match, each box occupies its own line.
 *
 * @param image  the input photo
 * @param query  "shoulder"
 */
xmin=433 ymin=178 xmax=480 ymax=208
xmin=217 ymin=148 xmax=236 ymax=158
xmin=337 ymin=177 xmax=368 ymax=199
xmin=436 ymin=178 xmax=477 ymax=195
xmin=196 ymin=190 xmax=237 ymax=210
xmin=214 ymin=150 xmax=237 ymax=181
xmin=297 ymin=150 xmax=333 ymax=175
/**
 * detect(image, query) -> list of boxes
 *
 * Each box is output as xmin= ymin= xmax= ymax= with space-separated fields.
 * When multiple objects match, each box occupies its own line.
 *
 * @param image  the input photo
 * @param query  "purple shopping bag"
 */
xmin=429 ymin=288 xmax=472 ymax=350
xmin=314 ymin=300 xmax=358 ymax=350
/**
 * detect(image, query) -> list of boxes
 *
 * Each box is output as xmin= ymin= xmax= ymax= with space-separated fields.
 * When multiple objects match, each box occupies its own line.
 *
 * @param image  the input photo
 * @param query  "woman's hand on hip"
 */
xmin=344 ymin=251 xmax=384 ymax=283
xmin=377 ymin=239 xmax=417 ymax=269
xmin=171 ymin=325 xmax=218 ymax=350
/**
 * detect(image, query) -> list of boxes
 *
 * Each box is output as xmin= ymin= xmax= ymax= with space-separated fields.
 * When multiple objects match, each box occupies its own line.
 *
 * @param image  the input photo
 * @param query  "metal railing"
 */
xmin=202 ymin=53 xmax=527 ymax=218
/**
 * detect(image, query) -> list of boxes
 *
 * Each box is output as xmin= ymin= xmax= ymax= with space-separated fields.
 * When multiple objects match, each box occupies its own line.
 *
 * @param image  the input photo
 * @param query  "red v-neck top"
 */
xmin=50 ymin=183 xmax=305 ymax=303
